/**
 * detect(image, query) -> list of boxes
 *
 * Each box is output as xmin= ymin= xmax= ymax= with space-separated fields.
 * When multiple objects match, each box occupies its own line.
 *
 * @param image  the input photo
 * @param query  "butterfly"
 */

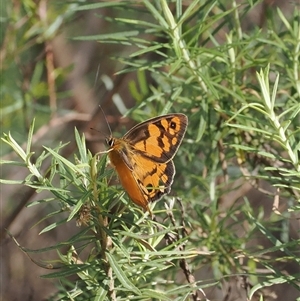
xmin=106 ymin=113 xmax=188 ymax=212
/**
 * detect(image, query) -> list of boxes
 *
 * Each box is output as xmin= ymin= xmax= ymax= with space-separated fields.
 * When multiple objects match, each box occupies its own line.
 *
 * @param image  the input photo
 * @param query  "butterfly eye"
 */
xmin=106 ymin=137 xmax=114 ymax=147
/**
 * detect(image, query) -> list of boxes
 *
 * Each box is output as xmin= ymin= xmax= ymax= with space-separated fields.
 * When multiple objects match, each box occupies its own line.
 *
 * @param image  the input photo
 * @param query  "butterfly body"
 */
xmin=107 ymin=113 xmax=188 ymax=212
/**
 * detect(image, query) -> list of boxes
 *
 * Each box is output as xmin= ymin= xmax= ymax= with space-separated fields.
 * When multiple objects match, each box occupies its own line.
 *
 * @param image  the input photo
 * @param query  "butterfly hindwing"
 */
xmin=131 ymin=153 xmax=175 ymax=203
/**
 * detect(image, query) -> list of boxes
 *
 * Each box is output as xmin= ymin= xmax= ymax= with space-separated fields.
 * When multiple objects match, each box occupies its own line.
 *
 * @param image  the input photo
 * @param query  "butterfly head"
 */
xmin=106 ymin=137 xmax=115 ymax=148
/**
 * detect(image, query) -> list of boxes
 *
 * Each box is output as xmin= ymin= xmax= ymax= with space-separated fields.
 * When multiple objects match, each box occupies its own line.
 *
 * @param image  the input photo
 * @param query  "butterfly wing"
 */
xmin=109 ymin=145 xmax=175 ymax=209
xmin=123 ymin=113 xmax=188 ymax=163
xmin=130 ymin=154 xmax=175 ymax=203
xmin=108 ymin=113 xmax=188 ymax=211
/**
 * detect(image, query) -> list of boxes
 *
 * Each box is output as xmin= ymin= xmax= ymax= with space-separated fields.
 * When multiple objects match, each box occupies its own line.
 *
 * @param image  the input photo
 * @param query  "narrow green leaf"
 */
xmin=93 ymin=287 xmax=107 ymax=301
xmin=0 ymin=179 xmax=24 ymax=184
xmin=2 ymin=133 xmax=27 ymax=161
xmin=75 ymin=127 xmax=87 ymax=163
xmin=0 ymin=160 xmax=26 ymax=166
xmin=143 ymin=0 xmax=168 ymax=29
xmin=44 ymin=146 xmax=85 ymax=176
xmin=74 ymin=31 xmax=140 ymax=41
xmin=41 ymin=264 xmax=91 ymax=279
xmin=106 ymin=252 xmax=141 ymax=295
xmin=249 ymin=275 xmax=296 ymax=299
xmin=39 ymin=218 xmax=68 ymax=234
xmin=74 ymin=2 xmax=126 ymax=11
xmin=142 ymin=289 xmax=171 ymax=300
xmin=26 ymin=119 xmax=35 ymax=155
xmin=67 ymin=189 xmax=92 ymax=222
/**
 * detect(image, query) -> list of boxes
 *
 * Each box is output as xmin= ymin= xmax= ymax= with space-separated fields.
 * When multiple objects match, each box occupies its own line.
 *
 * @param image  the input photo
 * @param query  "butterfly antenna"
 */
xmin=93 ymin=63 xmax=113 ymax=138
xmin=94 ymin=63 xmax=101 ymax=88
xmin=99 ymin=104 xmax=112 ymax=138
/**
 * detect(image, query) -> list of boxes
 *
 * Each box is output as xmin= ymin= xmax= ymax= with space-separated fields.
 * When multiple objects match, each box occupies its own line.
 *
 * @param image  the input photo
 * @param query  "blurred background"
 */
xmin=1 ymin=1 xmax=299 ymax=300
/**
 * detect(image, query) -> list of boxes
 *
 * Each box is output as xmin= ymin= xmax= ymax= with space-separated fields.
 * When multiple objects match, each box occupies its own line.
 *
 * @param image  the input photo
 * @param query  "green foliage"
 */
xmin=0 ymin=0 xmax=78 ymax=154
xmin=1 ymin=123 xmax=207 ymax=300
xmin=1 ymin=0 xmax=300 ymax=300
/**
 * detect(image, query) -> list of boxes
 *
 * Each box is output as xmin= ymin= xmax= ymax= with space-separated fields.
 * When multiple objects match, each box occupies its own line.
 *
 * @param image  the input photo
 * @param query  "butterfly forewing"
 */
xmin=124 ymin=114 xmax=188 ymax=163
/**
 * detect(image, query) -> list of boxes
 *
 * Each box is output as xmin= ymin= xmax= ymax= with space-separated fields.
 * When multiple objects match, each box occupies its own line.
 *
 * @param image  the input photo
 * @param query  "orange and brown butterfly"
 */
xmin=105 ymin=113 xmax=188 ymax=212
